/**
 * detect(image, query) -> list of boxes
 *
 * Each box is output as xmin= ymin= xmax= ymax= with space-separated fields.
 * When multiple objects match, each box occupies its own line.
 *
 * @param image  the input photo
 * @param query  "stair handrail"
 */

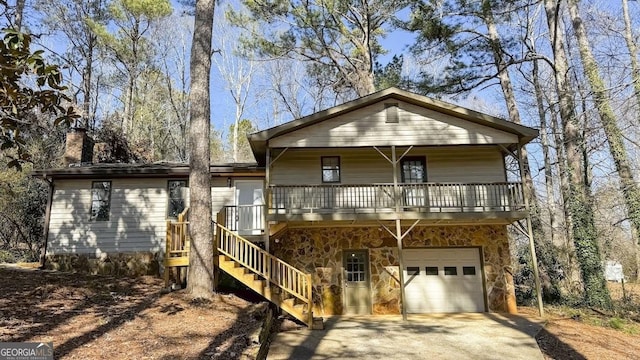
xmin=177 ymin=207 xmax=189 ymax=222
xmin=215 ymin=222 xmax=313 ymax=307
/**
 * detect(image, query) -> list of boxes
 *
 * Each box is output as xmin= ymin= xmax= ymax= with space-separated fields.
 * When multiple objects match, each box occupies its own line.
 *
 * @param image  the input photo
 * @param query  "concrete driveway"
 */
xmin=267 ymin=313 xmax=544 ymax=360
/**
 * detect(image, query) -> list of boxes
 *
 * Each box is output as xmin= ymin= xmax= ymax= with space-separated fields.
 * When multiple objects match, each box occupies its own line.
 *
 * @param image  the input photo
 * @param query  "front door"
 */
xmin=235 ymin=180 xmax=264 ymax=235
xmin=343 ymin=250 xmax=372 ymax=315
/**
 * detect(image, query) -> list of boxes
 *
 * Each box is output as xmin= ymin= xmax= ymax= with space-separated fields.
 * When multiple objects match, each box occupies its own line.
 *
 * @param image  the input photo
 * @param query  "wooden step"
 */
xmin=216 ymin=253 xmax=314 ymax=327
xmin=282 ymin=298 xmax=296 ymax=308
xmin=169 ymin=223 xmax=317 ymax=327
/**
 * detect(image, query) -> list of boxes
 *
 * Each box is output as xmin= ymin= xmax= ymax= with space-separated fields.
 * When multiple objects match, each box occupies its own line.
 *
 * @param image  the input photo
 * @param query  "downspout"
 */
xmin=39 ymin=176 xmax=54 ymax=269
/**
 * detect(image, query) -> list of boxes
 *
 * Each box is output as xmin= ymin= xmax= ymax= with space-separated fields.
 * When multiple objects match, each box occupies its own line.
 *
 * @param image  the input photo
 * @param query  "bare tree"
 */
xmin=264 ymin=58 xmax=334 ymax=122
xmin=568 ymin=0 xmax=640 ymax=277
xmin=154 ymin=15 xmax=192 ymax=161
xmin=543 ymin=0 xmax=611 ymax=309
xmin=213 ymin=9 xmax=258 ymax=162
xmin=622 ymin=0 xmax=640 ymax=124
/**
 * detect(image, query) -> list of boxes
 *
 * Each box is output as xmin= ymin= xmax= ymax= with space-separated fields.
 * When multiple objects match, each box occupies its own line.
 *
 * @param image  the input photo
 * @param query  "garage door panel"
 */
xmin=403 ymin=248 xmax=484 ymax=313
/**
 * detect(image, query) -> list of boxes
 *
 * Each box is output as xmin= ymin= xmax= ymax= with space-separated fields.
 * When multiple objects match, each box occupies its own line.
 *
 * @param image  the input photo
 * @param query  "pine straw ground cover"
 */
xmin=2 ymin=264 xmax=639 ymax=360
xmin=520 ymin=282 xmax=640 ymax=360
xmin=0 ymin=265 xmax=268 ymax=359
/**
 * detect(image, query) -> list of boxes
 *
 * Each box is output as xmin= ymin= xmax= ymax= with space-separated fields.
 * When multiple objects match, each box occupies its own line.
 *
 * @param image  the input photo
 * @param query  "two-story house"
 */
xmin=34 ymin=88 xmax=538 ymax=327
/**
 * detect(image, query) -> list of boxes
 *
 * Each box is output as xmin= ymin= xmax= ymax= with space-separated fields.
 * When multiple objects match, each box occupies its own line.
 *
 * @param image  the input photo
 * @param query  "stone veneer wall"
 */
xmin=45 ymin=252 xmax=161 ymax=277
xmin=270 ymin=225 xmax=516 ymax=316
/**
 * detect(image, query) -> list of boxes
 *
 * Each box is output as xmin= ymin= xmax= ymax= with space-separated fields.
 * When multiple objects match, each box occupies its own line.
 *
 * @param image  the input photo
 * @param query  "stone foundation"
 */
xmin=271 ymin=225 xmax=516 ymax=316
xmin=45 ymin=252 xmax=161 ymax=277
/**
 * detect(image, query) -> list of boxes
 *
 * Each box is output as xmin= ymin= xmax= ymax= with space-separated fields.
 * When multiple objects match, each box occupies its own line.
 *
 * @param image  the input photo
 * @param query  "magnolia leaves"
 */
xmin=0 ymin=29 xmax=80 ymax=169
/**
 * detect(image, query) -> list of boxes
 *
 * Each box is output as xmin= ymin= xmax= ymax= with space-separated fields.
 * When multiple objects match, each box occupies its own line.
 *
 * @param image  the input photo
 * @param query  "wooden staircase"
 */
xmin=164 ymin=213 xmax=316 ymax=328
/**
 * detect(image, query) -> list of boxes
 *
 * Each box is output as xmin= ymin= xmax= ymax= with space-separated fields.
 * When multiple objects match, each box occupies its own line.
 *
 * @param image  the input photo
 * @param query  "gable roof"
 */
xmin=248 ymin=87 xmax=538 ymax=165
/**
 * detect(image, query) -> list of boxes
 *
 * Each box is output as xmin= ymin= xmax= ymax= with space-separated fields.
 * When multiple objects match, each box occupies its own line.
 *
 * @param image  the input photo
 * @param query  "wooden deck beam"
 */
xmin=267 ymin=211 xmax=527 ymax=223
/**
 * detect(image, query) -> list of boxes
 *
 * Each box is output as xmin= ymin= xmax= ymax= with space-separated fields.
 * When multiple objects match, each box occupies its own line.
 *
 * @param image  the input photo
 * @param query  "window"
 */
xmin=407 ymin=267 xmax=420 ymax=276
xmin=444 ymin=266 xmax=458 ymax=276
xmin=463 ymin=266 xmax=477 ymax=276
xmin=401 ymin=157 xmax=426 ymax=183
xmin=345 ymin=252 xmax=367 ymax=282
xmin=321 ymin=156 xmax=340 ymax=183
xmin=90 ymin=181 xmax=111 ymax=221
xmin=425 ymin=266 xmax=438 ymax=276
xmin=167 ymin=180 xmax=188 ymax=218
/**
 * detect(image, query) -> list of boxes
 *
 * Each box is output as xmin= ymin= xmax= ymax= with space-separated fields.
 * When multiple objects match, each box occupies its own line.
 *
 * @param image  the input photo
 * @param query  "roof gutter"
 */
xmin=31 ymin=165 xmax=266 ymax=180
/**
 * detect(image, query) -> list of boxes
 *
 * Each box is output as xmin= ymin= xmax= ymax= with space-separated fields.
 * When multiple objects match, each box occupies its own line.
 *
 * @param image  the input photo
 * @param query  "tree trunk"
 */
xmin=123 ymin=73 xmax=134 ymax=135
xmin=547 ymin=103 xmax=573 ymax=243
xmin=483 ymin=4 xmax=554 ymax=301
xmin=532 ymin=58 xmax=557 ymax=245
xmin=186 ymin=0 xmax=215 ymax=299
xmin=233 ymin=111 xmax=239 ymax=162
xmin=544 ymin=0 xmax=611 ymax=309
xmin=570 ymin=0 xmax=640 ymax=268
xmin=622 ymin=0 xmax=640 ymax=127
xmin=622 ymin=0 xmax=640 ymax=280
xmin=82 ymin=35 xmax=95 ymax=130
xmin=483 ymin=5 xmax=543 ymax=234
xmin=14 ymin=0 xmax=25 ymax=30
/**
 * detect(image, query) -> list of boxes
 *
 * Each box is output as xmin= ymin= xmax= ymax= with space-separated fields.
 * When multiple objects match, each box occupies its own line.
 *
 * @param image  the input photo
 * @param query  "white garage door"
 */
xmin=403 ymin=248 xmax=485 ymax=313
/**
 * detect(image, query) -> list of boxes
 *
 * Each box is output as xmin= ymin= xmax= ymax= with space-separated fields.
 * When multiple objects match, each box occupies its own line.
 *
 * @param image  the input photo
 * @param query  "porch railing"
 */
xmin=222 ymin=205 xmax=265 ymax=233
xmin=268 ymin=182 xmax=524 ymax=213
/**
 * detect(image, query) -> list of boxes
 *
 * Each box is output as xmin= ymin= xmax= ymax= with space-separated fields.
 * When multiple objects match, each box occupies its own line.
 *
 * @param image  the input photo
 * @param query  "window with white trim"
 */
xmin=167 ymin=180 xmax=188 ymax=218
xmin=321 ymin=156 xmax=341 ymax=183
xmin=90 ymin=181 xmax=111 ymax=221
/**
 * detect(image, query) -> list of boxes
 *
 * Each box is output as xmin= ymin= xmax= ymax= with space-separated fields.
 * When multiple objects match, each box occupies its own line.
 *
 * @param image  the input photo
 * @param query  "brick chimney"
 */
xmin=63 ymin=128 xmax=94 ymax=167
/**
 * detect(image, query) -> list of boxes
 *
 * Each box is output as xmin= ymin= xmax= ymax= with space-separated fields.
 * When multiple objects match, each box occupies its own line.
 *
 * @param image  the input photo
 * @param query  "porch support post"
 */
xmin=264 ymin=146 xmax=271 ymax=253
xmin=392 ymin=145 xmax=408 ymax=321
xmin=517 ymin=143 xmax=544 ymax=317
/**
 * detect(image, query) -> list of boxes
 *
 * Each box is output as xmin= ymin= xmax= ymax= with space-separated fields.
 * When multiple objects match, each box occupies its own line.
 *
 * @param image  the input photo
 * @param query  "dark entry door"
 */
xmin=343 ymin=250 xmax=372 ymax=315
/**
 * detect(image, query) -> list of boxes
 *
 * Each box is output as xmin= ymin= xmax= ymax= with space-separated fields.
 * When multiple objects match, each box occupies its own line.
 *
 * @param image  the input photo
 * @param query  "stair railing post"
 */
xmin=306 ymin=272 xmax=313 ymax=328
xmin=265 ymin=253 xmax=271 ymax=285
xmin=164 ymin=220 xmax=171 ymax=287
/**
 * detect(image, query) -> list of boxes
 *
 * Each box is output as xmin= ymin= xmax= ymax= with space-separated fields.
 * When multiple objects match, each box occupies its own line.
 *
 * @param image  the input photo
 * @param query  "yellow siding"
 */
xmin=211 ymin=178 xmax=235 ymax=212
xmin=269 ymin=101 xmax=519 ymax=148
xmin=270 ymin=146 xmax=506 ymax=185
xmin=47 ymin=178 xmax=244 ymax=255
xmin=48 ymin=178 xmax=169 ymax=255
xmin=427 ymin=147 xmax=506 ymax=183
